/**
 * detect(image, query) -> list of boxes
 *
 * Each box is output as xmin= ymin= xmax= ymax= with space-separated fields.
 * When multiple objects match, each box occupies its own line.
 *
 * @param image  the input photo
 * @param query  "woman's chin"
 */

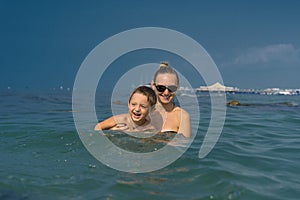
xmin=159 ymin=95 xmax=173 ymax=103
xmin=159 ymin=98 xmax=172 ymax=104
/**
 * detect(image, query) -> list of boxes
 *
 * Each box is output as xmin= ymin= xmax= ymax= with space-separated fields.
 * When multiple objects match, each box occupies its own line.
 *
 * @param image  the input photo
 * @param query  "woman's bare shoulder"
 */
xmin=174 ymin=106 xmax=190 ymax=116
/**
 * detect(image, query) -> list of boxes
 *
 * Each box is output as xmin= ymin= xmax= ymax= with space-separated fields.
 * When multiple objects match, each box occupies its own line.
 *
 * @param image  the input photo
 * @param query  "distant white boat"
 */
xmin=196 ymin=82 xmax=238 ymax=92
xmin=278 ymin=91 xmax=292 ymax=95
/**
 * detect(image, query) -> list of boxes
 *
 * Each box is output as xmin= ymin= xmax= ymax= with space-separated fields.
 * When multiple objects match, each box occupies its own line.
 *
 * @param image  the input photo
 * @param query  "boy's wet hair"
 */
xmin=128 ymin=86 xmax=157 ymax=107
xmin=153 ymin=61 xmax=179 ymax=86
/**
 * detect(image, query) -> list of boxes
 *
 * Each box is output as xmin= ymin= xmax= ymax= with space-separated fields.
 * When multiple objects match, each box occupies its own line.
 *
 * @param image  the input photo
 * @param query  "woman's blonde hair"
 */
xmin=153 ymin=61 xmax=179 ymax=86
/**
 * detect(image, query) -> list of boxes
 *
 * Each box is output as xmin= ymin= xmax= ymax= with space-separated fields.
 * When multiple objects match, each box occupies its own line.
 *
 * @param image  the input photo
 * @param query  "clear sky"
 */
xmin=1 ymin=0 xmax=300 ymax=90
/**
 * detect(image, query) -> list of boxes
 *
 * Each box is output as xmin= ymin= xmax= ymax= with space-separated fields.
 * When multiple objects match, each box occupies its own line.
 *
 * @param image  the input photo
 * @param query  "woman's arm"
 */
xmin=178 ymin=109 xmax=191 ymax=138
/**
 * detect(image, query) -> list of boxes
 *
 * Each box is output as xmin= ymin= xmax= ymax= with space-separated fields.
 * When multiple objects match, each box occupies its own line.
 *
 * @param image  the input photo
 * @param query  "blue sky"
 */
xmin=1 ymin=0 xmax=300 ymax=90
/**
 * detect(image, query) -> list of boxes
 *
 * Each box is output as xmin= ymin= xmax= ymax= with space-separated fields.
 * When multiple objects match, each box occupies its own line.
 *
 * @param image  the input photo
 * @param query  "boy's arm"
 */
xmin=94 ymin=116 xmax=117 ymax=130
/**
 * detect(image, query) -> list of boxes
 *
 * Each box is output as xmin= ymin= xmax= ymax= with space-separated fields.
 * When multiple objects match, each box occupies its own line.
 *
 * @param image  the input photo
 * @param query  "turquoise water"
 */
xmin=1 ymin=90 xmax=299 ymax=199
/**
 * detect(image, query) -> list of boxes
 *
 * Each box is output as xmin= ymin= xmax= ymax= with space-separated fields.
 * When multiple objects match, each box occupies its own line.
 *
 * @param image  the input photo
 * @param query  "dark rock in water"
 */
xmin=227 ymin=100 xmax=241 ymax=106
xmin=226 ymin=100 xmax=297 ymax=107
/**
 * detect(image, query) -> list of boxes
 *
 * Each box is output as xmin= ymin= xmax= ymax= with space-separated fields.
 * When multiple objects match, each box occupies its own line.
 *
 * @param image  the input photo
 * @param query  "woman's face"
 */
xmin=128 ymin=92 xmax=150 ymax=125
xmin=153 ymin=73 xmax=178 ymax=104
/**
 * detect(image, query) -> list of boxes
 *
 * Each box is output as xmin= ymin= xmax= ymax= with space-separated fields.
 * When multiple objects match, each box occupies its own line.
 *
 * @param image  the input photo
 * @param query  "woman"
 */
xmin=151 ymin=62 xmax=191 ymax=138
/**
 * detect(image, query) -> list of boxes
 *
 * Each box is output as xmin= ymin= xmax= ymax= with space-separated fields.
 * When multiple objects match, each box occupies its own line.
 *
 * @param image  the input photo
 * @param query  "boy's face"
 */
xmin=128 ymin=93 xmax=150 ymax=125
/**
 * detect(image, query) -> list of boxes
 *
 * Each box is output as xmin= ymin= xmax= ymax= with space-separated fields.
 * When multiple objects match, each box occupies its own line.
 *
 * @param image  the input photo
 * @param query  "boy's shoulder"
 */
xmin=114 ymin=113 xmax=130 ymax=122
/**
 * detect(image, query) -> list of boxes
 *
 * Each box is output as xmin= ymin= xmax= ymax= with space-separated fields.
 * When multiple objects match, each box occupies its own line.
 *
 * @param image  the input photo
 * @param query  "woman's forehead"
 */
xmin=155 ymin=74 xmax=177 ymax=84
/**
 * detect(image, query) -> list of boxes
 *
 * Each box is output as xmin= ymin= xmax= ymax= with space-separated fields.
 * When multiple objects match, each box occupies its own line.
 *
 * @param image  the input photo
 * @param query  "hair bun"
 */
xmin=160 ymin=61 xmax=169 ymax=67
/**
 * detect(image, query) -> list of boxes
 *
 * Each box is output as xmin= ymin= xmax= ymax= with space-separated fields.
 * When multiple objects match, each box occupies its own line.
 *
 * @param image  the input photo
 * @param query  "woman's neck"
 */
xmin=157 ymin=101 xmax=175 ymax=112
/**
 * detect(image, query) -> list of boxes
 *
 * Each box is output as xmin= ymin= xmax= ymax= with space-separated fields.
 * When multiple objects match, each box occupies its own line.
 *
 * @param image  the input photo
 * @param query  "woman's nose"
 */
xmin=163 ymin=89 xmax=170 ymax=95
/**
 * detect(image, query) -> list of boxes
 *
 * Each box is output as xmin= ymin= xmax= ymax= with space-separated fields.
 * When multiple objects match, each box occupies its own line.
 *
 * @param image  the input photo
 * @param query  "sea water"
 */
xmin=0 ymin=89 xmax=299 ymax=199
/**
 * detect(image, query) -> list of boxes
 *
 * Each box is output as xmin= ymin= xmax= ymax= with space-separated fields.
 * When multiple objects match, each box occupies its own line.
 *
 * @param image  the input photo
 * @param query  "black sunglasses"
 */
xmin=155 ymin=84 xmax=178 ymax=93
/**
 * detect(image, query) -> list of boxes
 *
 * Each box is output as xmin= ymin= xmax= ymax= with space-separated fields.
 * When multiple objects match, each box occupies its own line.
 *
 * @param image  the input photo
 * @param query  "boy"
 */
xmin=95 ymin=86 xmax=160 ymax=132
